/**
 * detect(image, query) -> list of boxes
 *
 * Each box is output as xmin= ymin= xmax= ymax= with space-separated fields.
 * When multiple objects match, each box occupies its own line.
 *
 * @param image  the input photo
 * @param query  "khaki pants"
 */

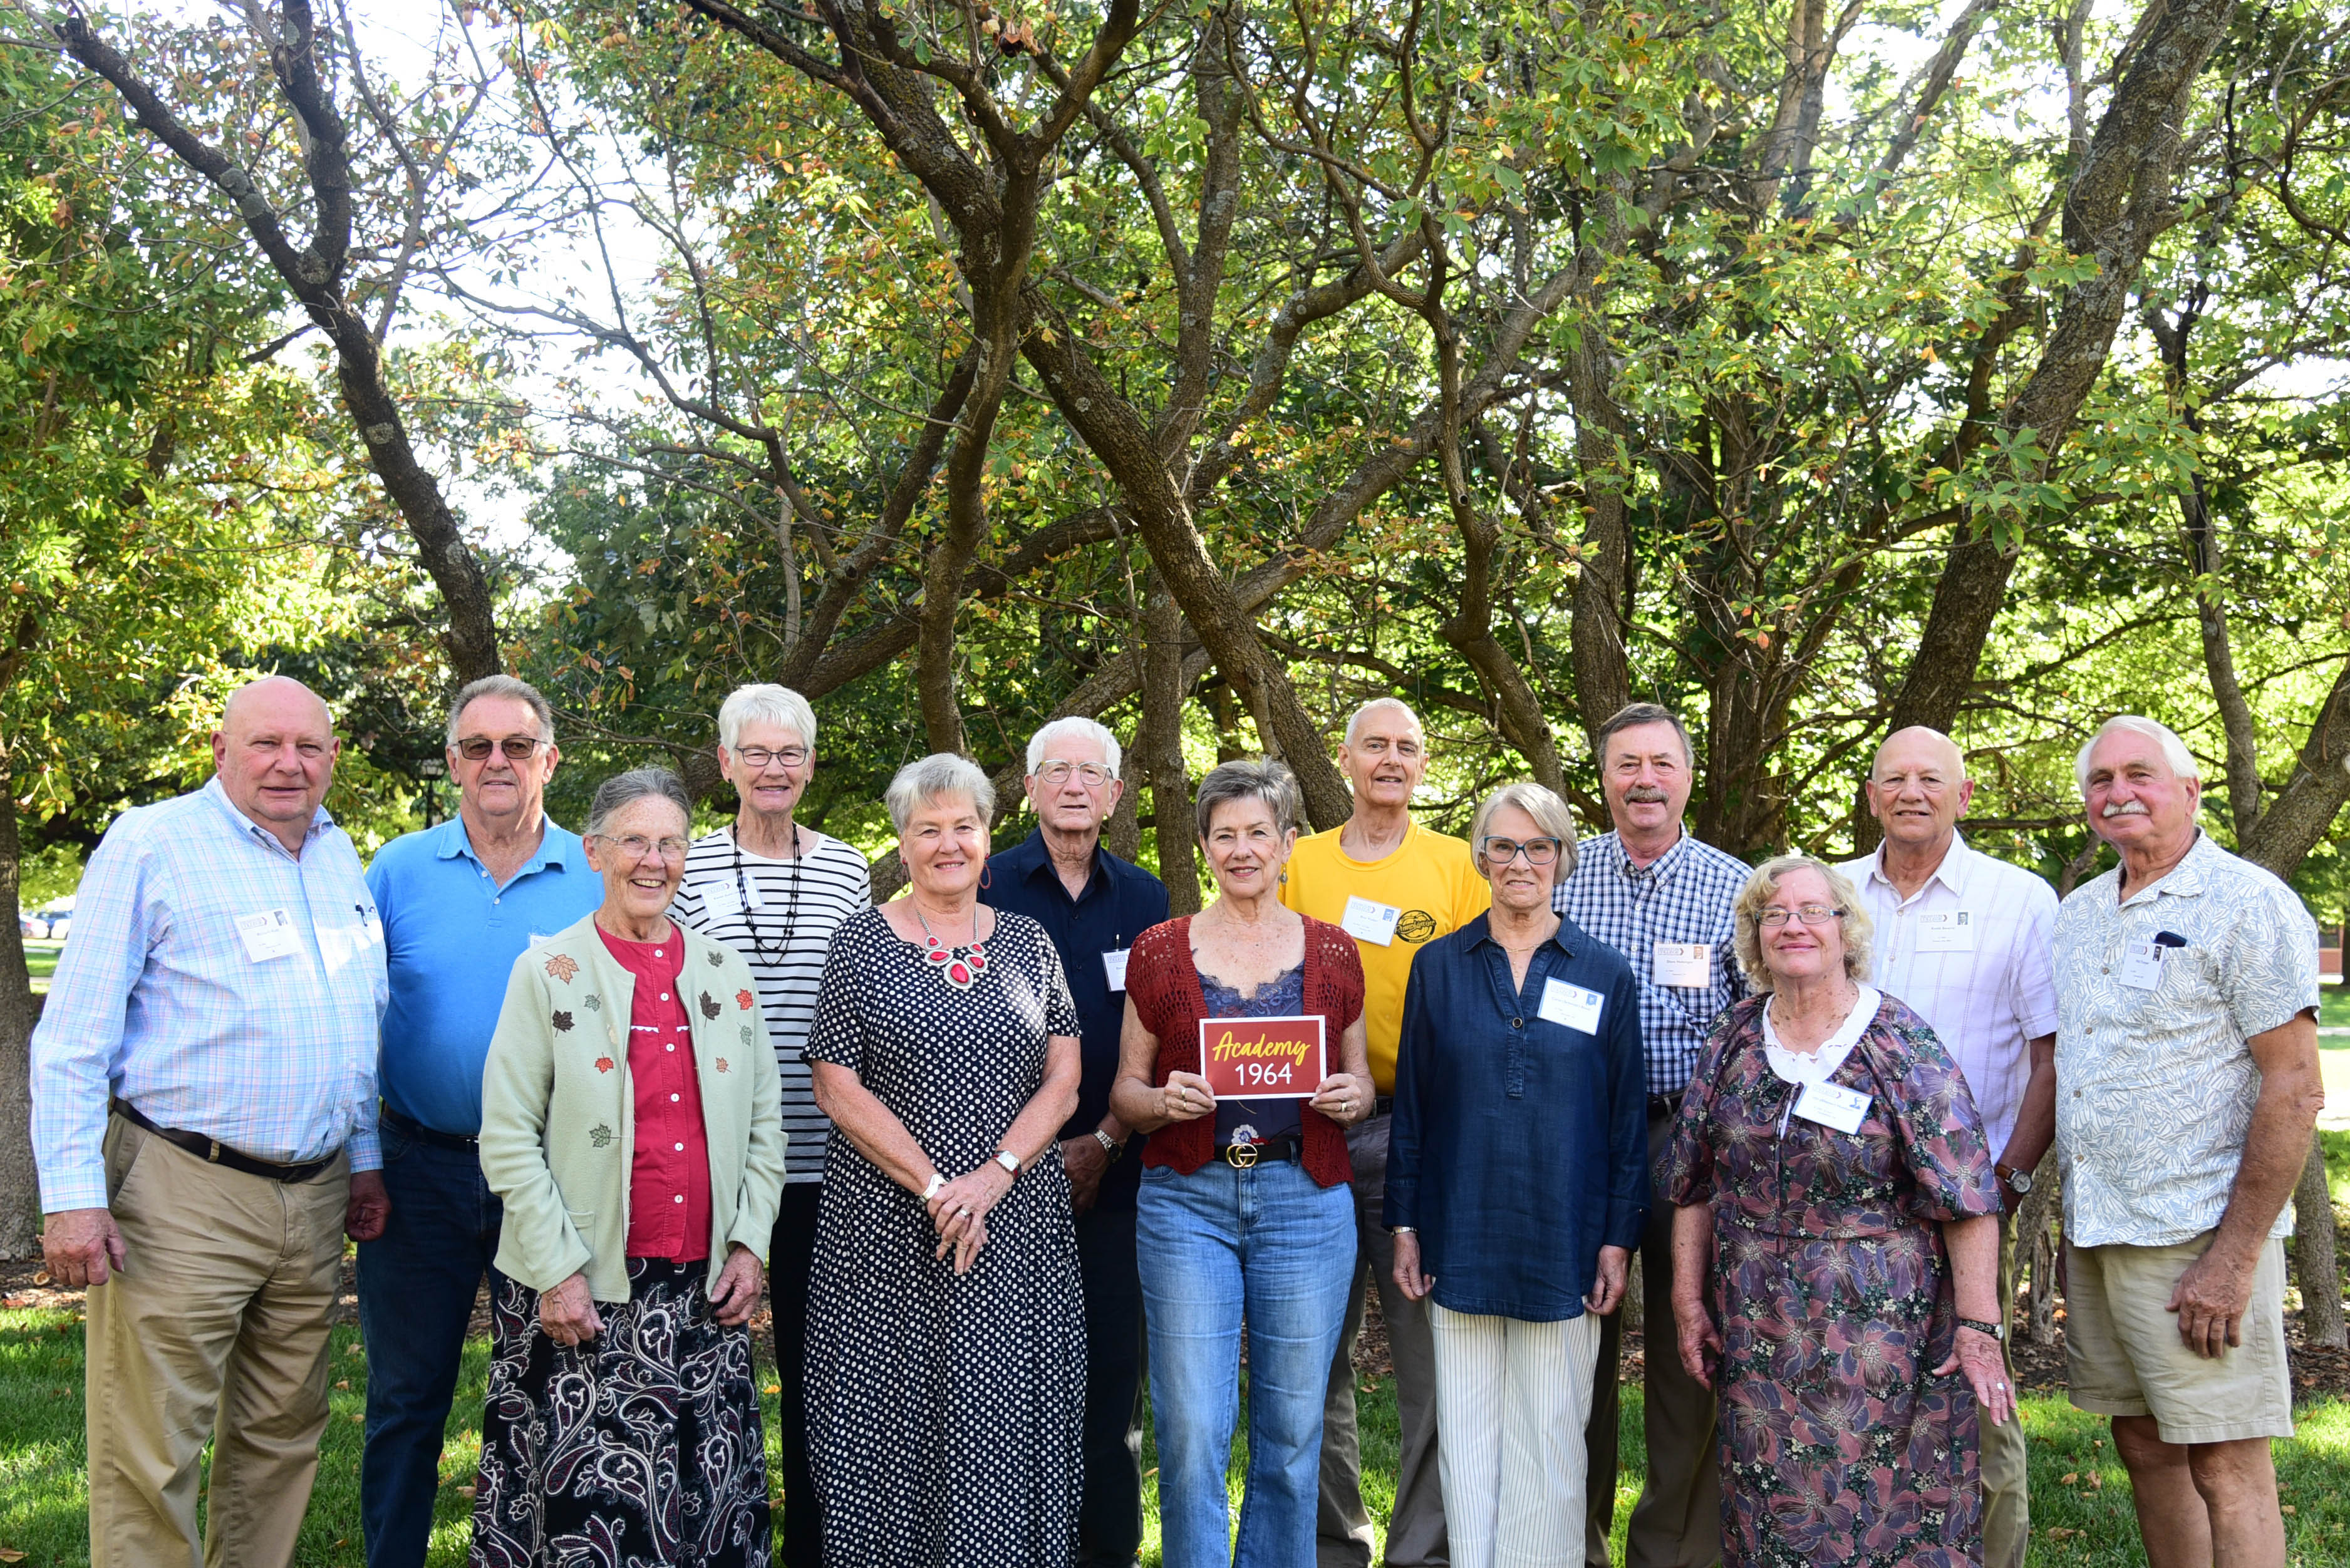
xmin=1319 ymin=1113 xmax=1448 ymax=1567
xmin=1978 ymin=1211 xmax=2028 ymax=1568
xmin=1584 ymin=1106 xmax=1721 ymax=1568
xmin=87 ymin=1115 xmax=349 ymax=1568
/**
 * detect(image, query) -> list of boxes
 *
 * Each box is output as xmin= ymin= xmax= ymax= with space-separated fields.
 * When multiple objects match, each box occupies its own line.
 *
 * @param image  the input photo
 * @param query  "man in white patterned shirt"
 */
xmin=1838 ymin=726 xmax=2056 ymax=1568
xmin=33 ymin=675 xmax=388 ymax=1567
xmin=1556 ymin=701 xmax=1746 ymax=1568
xmin=2053 ymin=714 xmax=2322 ymax=1568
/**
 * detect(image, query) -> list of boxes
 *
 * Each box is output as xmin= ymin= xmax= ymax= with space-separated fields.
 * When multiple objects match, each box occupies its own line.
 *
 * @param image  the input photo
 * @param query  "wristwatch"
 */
xmin=1995 ymin=1162 xmax=2033 ymax=1195
xmin=1957 ymin=1315 xmax=2006 ymax=1341
xmin=993 ymin=1149 xmax=1022 ymax=1177
xmin=921 ymin=1172 xmax=946 ymax=1201
xmin=1092 ymin=1128 xmax=1122 ymax=1157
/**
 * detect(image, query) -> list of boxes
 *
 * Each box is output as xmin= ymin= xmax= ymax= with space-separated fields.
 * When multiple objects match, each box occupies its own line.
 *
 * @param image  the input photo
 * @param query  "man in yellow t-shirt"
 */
xmin=1281 ymin=697 xmax=1489 ymax=1568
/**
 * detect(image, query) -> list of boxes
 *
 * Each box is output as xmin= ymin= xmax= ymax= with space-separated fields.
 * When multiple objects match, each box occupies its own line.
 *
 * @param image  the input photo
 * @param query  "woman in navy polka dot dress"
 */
xmin=804 ymin=755 xmax=1085 ymax=1566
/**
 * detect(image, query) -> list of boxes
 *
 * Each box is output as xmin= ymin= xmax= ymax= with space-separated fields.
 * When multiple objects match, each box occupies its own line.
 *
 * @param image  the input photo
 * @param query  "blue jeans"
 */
xmin=356 ymin=1122 xmax=504 ymax=1568
xmin=1139 ymin=1158 xmax=1356 ymax=1568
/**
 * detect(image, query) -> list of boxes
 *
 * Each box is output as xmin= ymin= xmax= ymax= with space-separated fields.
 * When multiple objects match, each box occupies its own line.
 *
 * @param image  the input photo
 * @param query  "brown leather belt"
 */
xmin=111 ymin=1099 xmax=339 ymax=1184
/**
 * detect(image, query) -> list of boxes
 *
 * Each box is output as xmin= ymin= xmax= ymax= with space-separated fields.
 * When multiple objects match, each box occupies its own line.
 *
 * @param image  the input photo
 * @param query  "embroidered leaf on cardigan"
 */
xmin=735 ymin=988 xmax=754 ymax=1010
xmin=551 ymin=1010 xmax=573 ymax=1033
xmin=705 ymin=949 xmax=723 ymax=967
xmin=581 ymin=994 xmax=602 ymax=1012
xmin=716 ymin=1057 xmax=730 ymax=1073
xmin=594 ymin=1056 xmax=614 ymax=1073
xmin=738 ymin=1023 xmax=755 ymax=1048
xmin=544 ymin=953 xmax=579 ymax=984
xmin=588 ymin=1124 xmax=613 ymax=1148
xmin=698 ymin=992 xmax=722 ymax=1020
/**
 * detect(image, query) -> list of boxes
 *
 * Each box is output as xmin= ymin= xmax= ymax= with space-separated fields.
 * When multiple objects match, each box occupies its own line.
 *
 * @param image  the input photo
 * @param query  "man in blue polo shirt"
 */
xmin=357 ymin=674 xmax=603 ymax=1568
xmin=984 ymin=717 xmax=1170 ymax=1568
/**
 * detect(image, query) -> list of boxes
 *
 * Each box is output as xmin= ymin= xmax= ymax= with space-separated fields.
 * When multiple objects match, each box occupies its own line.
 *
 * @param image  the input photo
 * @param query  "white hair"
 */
xmin=1343 ymin=696 xmax=1424 ymax=748
xmin=885 ymin=752 xmax=996 ymax=834
xmin=718 ymin=683 xmax=818 ymax=754
xmin=2075 ymin=715 xmax=2198 ymax=793
xmin=1025 ymin=716 xmax=1122 ymax=779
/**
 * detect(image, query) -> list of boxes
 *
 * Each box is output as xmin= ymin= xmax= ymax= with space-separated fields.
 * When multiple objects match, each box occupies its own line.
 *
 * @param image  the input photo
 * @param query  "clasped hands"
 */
xmin=924 ymin=1161 xmax=1015 ymax=1275
xmin=1153 ymin=1069 xmax=1376 ymax=1128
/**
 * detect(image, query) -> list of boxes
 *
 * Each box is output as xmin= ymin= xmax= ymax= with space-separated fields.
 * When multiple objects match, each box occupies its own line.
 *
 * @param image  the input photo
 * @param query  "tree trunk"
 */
xmin=1139 ymin=573 xmax=1201 ymax=915
xmin=0 ymin=783 xmax=41 ymax=1257
xmin=2294 ymin=1133 xmax=2346 ymax=1348
xmin=2017 ymin=1148 xmax=2063 ymax=1346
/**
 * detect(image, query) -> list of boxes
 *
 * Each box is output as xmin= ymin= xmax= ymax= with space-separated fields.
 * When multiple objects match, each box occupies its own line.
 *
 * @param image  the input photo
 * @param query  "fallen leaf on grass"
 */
xmin=2060 ymin=1472 xmax=2077 ymax=1485
xmin=1 ymin=1547 xmax=28 ymax=1562
xmin=335 ymin=1378 xmax=350 ymax=1390
xmin=457 ymin=1485 xmax=477 ymax=1499
xmin=764 ymin=1383 xmax=780 ymax=1395
xmin=2282 ymin=1504 xmax=2296 ymax=1515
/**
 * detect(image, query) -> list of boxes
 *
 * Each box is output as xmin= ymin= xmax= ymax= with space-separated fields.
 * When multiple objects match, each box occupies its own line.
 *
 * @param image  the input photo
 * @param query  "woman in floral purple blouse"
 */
xmin=1662 ymin=856 xmax=2011 ymax=1568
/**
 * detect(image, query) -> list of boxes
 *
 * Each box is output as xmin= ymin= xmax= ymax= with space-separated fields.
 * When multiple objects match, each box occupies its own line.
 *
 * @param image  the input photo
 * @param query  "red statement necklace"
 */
xmin=911 ymin=902 xmax=988 ymax=990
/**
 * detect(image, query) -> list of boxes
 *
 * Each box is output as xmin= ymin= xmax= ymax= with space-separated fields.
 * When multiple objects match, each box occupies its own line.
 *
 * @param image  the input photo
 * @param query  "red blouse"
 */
xmin=598 ymin=926 xmax=712 ymax=1262
xmin=1124 ymin=914 xmax=1365 ymax=1187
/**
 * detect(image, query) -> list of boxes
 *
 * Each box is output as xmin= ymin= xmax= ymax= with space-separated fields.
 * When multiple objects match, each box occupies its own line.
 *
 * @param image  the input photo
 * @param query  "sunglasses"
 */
xmin=455 ymin=736 xmax=546 ymax=761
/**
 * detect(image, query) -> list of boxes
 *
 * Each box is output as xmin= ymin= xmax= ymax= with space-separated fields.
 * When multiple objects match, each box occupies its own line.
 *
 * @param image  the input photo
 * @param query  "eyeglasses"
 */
xmin=455 ymin=736 xmax=545 ymax=761
xmin=1035 ymin=760 xmax=1114 ymax=788
xmin=1756 ymin=904 xmax=1845 ymax=928
xmin=733 ymin=745 xmax=808 ymax=769
xmin=1479 ymin=836 xmax=1562 ymax=866
xmin=597 ymin=833 xmax=691 ymax=863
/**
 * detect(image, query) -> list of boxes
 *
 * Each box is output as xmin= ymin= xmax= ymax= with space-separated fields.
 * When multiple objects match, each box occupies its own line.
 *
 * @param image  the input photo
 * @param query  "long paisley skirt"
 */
xmin=471 ymin=1258 xmax=772 ymax=1567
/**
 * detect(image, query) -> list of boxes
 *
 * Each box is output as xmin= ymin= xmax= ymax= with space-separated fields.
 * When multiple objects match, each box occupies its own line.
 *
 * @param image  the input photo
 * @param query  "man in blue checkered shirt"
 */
xmin=1554 ymin=703 xmax=1748 ymax=1568
xmin=33 ymin=675 xmax=388 ymax=1567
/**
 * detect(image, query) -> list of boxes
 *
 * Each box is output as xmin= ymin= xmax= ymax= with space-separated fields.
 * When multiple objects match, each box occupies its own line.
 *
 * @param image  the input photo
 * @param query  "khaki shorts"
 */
xmin=2064 ymin=1232 xmax=2292 ymax=1445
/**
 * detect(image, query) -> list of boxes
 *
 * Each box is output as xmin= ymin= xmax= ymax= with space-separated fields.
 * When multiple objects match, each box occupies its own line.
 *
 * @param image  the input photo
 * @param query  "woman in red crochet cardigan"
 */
xmin=1109 ymin=758 xmax=1375 ymax=1568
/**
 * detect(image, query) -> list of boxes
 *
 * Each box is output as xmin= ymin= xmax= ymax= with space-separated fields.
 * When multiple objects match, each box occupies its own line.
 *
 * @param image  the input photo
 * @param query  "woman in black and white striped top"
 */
xmin=670 ymin=681 xmax=870 ymax=1568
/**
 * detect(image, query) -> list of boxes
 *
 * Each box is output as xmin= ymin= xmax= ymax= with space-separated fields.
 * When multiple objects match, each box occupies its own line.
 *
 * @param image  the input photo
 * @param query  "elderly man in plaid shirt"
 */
xmin=1556 ymin=703 xmax=1747 ymax=1568
xmin=33 ymin=675 xmax=388 ymax=1568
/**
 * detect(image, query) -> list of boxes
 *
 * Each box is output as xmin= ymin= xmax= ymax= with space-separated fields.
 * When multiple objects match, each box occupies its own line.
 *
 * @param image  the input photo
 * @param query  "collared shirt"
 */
xmin=367 ymin=815 xmax=602 ymax=1137
xmin=673 ymin=825 xmax=872 ymax=1184
xmin=983 ymin=828 xmax=1169 ymax=1212
xmin=598 ymin=927 xmax=713 ymax=1262
xmin=1281 ymin=821 xmax=1491 ymax=1091
xmin=31 ymin=777 xmax=388 ymax=1211
xmin=1385 ymin=913 xmax=1649 ymax=1320
xmin=2053 ymin=832 xmax=2320 ymax=1247
xmin=1837 ymin=835 xmax=2059 ymax=1155
xmin=1553 ymin=827 xmax=1749 ymax=1097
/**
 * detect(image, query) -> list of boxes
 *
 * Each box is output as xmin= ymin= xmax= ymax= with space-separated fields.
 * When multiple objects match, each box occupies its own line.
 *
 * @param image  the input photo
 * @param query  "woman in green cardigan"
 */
xmin=471 ymin=766 xmax=787 ymax=1567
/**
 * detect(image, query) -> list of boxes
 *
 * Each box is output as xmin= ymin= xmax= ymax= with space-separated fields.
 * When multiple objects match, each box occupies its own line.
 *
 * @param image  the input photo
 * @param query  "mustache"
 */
xmin=2099 ymin=799 xmax=2151 ymax=818
xmin=1622 ymin=787 xmax=1670 ymax=803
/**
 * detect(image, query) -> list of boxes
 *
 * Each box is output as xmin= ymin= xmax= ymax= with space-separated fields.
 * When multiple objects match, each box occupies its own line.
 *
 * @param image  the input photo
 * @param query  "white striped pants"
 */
xmin=1429 ymin=1303 xmax=1605 ymax=1568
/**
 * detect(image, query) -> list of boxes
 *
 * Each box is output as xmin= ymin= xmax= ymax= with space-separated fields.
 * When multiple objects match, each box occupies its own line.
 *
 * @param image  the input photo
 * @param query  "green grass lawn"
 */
xmin=21 ymin=939 xmax=58 ymax=984
xmin=3 ymin=1305 xmax=2347 ymax=1565
xmin=2322 ymin=985 xmax=2349 ymax=1031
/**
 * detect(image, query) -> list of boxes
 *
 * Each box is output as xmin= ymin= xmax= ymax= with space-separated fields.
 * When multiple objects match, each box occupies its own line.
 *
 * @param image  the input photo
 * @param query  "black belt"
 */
xmin=1218 ymin=1135 xmax=1303 ymax=1169
xmin=382 ymin=1105 xmax=479 ymax=1153
xmin=1648 ymin=1091 xmax=1684 ymax=1120
xmin=1374 ymin=1095 xmax=1395 ymax=1118
xmin=111 ymin=1099 xmax=339 ymax=1184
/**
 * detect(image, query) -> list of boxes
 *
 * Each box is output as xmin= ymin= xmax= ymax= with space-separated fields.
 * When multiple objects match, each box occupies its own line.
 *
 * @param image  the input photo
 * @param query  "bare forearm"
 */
xmin=1994 ymin=1036 xmax=2056 ymax=1177
xmin=2215 ymin=1015 xmax=2325 ymax=1262
xmin=811 ymin=1065 xmax=938 ymax=1194
xmin=1671 ymin=1202 xmax=1712 ymax=1302
xmin=998 ymin=1044 xmax=1081 ymax=1167
xmin=1944 ymin=1214 xmax=2001 ymax=1321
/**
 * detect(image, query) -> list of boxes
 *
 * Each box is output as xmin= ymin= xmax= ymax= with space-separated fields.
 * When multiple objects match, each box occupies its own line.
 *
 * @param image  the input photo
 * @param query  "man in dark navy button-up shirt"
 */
xmin=984 ymin=718 xmax=1170 ymax=1568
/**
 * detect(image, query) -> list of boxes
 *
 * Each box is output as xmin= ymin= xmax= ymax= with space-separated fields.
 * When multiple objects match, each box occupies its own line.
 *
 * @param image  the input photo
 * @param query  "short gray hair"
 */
xmin=1193 ymin=758 xmax=1301 ymax=840
xmin=1343 ymin=696 xmax=1424 ymax=749
xmin=1469 ymin=782 xmax=1580 ymax=880
xmin=1026 ymin=716 xmax=1122 ymax=779
xmin=2076 ymin=714 xmax=2198 ymax=793
xmin=585 ymin=766 xmax=693 ymax=839
xmin=447 ymin=674 xmax=555 ymax=748
xmin=1731 ymin=855 xmax=1873 ymax=994
xmin=1596 ymin=701 xmax=1694 ymax=768
xmin=718 ymin=683 xmax=819 ymax=755
xmin=886 ymin=753 xmax=995 ymax=834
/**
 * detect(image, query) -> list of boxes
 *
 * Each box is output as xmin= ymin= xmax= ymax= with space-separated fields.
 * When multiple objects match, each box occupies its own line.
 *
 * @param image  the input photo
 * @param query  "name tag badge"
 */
xmin=2120 ymin=940 xmax=2165 ymax=990
xmin=1915 ymin=911 xmax=1975 ymax=953
xmin=1340 ymin=895 xmax=1402 ymax=947
xmin=237 ymin=909 xmax=301 ymax=962
xmin=1654 ymin=941 xmax=1712 ymax=988
xmin=1102 ymin=948 xmax=1131 ymax=992
xmin=1538 ymin=977 xmax=1605 ymax=1034
xmin=700 ymin=881 xmax=743 ymax=921
xmin=1794 ymin=1080 xmax=1871 ymax=1134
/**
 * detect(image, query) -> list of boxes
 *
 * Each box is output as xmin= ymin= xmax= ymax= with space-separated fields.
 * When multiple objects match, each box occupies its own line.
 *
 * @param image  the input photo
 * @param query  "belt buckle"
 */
xmin=1224 ymin=1140 xmax=1260 ymax=1170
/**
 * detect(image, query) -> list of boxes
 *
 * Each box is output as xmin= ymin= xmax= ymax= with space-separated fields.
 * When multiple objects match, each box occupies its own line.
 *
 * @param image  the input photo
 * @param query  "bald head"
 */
xmin=213 ymin=676 xmax=339 ymax=852
xmin=1864 ymin=726 xmax=1974 ymax=855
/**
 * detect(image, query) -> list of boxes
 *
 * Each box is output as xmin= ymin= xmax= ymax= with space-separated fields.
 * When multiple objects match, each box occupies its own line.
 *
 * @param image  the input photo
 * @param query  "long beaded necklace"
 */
xmin=730 ymin=822 xmax=802 ymax=964
xmin=911 ymin=900 xmax=989 ymax=991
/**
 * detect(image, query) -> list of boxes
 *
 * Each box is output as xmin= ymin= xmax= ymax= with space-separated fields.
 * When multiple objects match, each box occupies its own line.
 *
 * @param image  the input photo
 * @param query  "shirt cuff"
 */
xmin=347 ymin=1128 xmax=382 ymax=1173
xmin=39 ymin=1165 xmax=110 ymax=1214
xmin=1605 ymin=1199 xmax=1647 ymax=1251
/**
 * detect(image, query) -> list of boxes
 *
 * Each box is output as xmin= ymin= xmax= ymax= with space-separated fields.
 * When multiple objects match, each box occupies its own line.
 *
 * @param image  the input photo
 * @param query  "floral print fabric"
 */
xmin=1662 ymin=993 xmax=2002 ymax=1568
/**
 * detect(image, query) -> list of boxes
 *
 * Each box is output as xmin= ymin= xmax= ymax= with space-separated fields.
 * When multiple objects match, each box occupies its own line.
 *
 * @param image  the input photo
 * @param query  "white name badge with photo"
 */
xmin=1654 ymin=941 xmax=1712 ymax=988
xmin=2120 ymin=941 xmax=2165 ymax=990
xmin=1538 ymin=977 xmax=1605 ymax=1034
xmin=1102 ymin=949 xmax=1131 ymax=991
xmin=1793 ymin=1080 xmax=1871 ymax=1134
xmin=1340 ymin=895 xmax=1402 ymax=947
xmin=1915 ymin=911 xmax=1975 ymax=953
xmin=237 ymin=909 xmax=301 ymax=962
xmin=700 ymin=881 xmax=747 ymax=921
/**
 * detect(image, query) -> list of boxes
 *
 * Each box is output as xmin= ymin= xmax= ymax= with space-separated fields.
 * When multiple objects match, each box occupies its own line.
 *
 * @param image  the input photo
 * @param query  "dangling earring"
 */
xmin=1278 ymin=870 xmax=1288 ymax=885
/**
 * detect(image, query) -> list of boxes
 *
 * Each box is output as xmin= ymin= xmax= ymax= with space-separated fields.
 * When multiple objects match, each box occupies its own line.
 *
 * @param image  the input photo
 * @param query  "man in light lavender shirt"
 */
xmin=1838 ymin=725 xmax=2057 ymax=1568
